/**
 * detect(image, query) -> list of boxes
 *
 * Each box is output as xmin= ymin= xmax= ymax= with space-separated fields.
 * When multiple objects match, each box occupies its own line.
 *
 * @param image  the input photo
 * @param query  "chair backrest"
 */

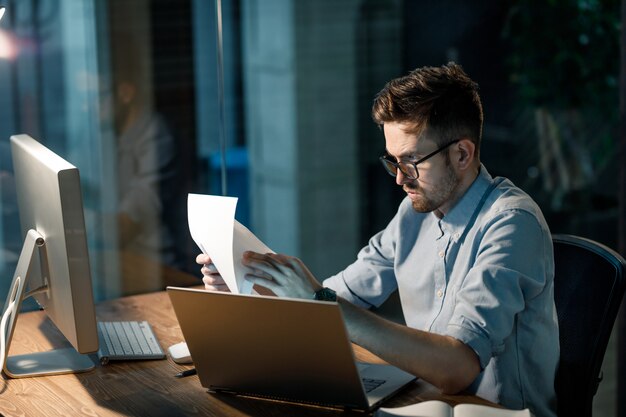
xmin=552 ymin=234 xmax=626 ymax=417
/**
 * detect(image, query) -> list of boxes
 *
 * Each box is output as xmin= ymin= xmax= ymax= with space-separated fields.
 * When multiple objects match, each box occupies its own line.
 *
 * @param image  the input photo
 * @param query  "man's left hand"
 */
xmin=242 ymin=251 xmax=322 ymax=299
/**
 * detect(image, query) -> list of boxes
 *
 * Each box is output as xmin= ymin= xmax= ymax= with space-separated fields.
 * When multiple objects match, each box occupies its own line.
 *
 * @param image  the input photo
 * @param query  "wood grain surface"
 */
xmin=0 ymin=290 xmax=494 ymax=417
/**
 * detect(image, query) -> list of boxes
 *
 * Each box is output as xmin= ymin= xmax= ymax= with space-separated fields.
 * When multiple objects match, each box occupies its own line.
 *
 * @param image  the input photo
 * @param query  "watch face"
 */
xmin=315 ymin=287 xmax=337 ymax=302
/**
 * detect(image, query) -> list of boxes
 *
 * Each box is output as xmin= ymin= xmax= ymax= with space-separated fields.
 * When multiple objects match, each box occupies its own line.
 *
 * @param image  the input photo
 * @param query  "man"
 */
xmin=198 ymin=63 xmax=559 ymax=417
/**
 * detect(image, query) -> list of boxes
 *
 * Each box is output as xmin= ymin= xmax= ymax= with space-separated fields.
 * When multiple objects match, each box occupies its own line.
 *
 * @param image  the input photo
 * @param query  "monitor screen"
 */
xmin=2 ymin=134 xmax=98 ymax=377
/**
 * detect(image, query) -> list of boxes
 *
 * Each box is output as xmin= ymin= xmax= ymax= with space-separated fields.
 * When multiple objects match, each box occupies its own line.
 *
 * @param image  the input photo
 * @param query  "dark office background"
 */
xmin=0 ymin=0 xmax=623 ymax=414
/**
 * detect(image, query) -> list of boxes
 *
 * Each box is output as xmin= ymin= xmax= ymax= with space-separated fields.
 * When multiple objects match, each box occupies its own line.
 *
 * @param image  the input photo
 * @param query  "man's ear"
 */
xmin=455 ymin=138 xmax=476 ymax=170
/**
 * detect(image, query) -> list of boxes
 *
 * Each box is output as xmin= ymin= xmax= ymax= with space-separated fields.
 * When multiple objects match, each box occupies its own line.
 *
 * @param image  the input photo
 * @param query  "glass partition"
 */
xmin=0 ymin=0 xmax=620 ymax=307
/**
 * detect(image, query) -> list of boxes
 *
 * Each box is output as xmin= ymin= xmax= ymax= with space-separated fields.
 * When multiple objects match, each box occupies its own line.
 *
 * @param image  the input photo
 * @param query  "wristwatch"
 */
xmin=314 ymin=287 xmax=337 ymax=302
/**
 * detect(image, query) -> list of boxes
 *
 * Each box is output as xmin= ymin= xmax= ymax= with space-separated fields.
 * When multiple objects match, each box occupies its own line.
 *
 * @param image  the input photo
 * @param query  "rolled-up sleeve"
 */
xmin=445 ymin=208 xmax=551 ymax=369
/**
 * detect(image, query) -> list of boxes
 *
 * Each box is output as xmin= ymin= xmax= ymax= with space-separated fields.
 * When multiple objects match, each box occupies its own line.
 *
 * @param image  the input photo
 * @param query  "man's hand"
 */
xmin=196 ymin=253 xmax=230 ymax=292
xmin=242 ymin=252 xmax=322 ymax=299
xmin=241 ymin=252 xmax=480 ymax=394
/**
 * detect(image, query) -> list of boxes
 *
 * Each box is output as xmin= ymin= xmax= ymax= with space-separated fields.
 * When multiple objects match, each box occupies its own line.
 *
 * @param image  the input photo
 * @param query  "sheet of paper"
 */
xmin=453 ymin=404 xmax=532 ymax=417
xmin=377 ymin=401 xmax=532 ymax=417
xmin=378 ymin=400 xmax=452 ymax=417
xmin=187 ymin=193 xmax=273 ymax=294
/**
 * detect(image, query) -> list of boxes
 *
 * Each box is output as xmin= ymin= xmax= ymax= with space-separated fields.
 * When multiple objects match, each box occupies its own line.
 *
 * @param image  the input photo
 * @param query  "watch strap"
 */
xmin=314 ymin=287 xmax=337 ymax=302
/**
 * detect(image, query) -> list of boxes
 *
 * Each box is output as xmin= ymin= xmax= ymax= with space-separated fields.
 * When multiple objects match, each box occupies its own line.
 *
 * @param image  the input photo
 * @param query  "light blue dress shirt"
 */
xmin=324 ymin=165 xmax=559 ymax=417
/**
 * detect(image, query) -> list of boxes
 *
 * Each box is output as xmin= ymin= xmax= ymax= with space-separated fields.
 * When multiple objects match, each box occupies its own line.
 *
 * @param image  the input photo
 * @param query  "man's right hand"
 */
xmin=196 ymin=253 xmax=230 ymax=292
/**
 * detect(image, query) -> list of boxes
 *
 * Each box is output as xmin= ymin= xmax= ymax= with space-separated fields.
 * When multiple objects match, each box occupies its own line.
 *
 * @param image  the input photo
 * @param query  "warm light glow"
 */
xmin=0 ymin=30 xmax=15 ymax=59
xmin=0 ymin=7 xmax=5 ymax=22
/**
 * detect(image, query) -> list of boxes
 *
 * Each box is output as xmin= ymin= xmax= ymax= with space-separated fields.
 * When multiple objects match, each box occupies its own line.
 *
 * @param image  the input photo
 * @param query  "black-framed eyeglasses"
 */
xmin=379 ymin=139 xmax=460 ymax=180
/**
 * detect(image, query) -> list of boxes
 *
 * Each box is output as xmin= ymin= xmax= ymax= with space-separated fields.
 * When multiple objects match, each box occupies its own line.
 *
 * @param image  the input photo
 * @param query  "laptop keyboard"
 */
xmin=362 ymin=377 xmax=386 ymax=393
xmin=97 ymin=321 xmax=165 ymax=365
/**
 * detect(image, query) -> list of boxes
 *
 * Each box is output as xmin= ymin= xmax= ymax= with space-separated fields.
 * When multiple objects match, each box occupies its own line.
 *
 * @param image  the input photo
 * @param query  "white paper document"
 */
xmin=187 ymin=193 xmax=274 ymax=294
xmin=377 ymin=400 xmax=533 ymax=417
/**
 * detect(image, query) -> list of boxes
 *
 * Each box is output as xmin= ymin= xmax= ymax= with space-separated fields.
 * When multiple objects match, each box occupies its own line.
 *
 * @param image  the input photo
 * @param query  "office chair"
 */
xmin=552 ymin=234 xmax=626 ymax=417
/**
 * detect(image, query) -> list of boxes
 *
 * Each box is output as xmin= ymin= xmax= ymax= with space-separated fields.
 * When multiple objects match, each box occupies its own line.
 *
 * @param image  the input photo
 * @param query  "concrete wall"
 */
xmin=241 ymin=0 xmax=364 ymax=279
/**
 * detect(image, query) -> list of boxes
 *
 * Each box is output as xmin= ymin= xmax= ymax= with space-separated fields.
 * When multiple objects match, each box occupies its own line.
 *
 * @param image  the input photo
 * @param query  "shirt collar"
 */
xmin=436 ymin=164 xmax=494 ymax=241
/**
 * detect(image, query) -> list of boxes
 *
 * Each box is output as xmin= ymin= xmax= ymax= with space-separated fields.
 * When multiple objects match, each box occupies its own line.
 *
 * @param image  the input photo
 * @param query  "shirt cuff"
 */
xmin=445 ymin=322 xmax=492 ymax=370
xmin=323 ymin=274 xmax=374 ymax=309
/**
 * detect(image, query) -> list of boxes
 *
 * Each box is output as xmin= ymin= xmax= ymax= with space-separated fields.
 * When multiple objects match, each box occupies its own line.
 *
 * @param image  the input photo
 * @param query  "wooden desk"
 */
xmin=0 ymin=291 xmax=493 ymax=417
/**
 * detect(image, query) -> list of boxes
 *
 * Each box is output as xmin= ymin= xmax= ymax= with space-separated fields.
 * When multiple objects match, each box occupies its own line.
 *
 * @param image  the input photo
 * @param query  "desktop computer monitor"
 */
xmin=1 ymin=134 xmax=98 ymax=377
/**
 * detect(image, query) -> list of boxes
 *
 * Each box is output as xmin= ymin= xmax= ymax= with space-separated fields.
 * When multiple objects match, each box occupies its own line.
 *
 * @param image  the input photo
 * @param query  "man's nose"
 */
xmin=396 ymin=169 xmax=412 ymax=186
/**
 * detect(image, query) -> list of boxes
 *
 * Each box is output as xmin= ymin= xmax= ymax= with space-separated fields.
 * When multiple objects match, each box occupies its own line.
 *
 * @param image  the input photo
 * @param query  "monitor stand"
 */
xmin=1 ymin=230 xmax=94 ymax=378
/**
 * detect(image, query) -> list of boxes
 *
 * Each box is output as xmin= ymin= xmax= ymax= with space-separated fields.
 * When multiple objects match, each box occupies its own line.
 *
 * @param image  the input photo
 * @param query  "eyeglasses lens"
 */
xmin=380 ymin=158 xmax=417 ymax=179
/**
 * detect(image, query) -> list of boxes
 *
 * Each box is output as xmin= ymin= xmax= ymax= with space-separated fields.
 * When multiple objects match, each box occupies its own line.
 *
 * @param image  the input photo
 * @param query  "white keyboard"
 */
xmin=97 ymin=321 xmax=165 ymax=365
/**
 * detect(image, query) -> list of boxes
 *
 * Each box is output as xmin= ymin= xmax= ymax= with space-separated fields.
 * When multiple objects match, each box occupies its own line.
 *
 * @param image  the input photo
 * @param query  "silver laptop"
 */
xmin=167 ymin=286 xmax=416 ymax=411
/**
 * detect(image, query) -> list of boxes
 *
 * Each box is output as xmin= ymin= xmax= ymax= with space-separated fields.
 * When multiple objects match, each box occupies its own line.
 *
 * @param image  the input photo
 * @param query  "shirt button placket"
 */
xmin=435 ymin=239 xmax=447 ymax=301
xmin=427 ymin=229 xmax=449 ymax=331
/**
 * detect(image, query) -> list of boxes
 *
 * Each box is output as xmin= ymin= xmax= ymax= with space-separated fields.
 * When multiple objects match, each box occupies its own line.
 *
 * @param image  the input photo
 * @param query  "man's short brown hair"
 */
xmin=372 ymin=62 xmax=483 ymax=150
